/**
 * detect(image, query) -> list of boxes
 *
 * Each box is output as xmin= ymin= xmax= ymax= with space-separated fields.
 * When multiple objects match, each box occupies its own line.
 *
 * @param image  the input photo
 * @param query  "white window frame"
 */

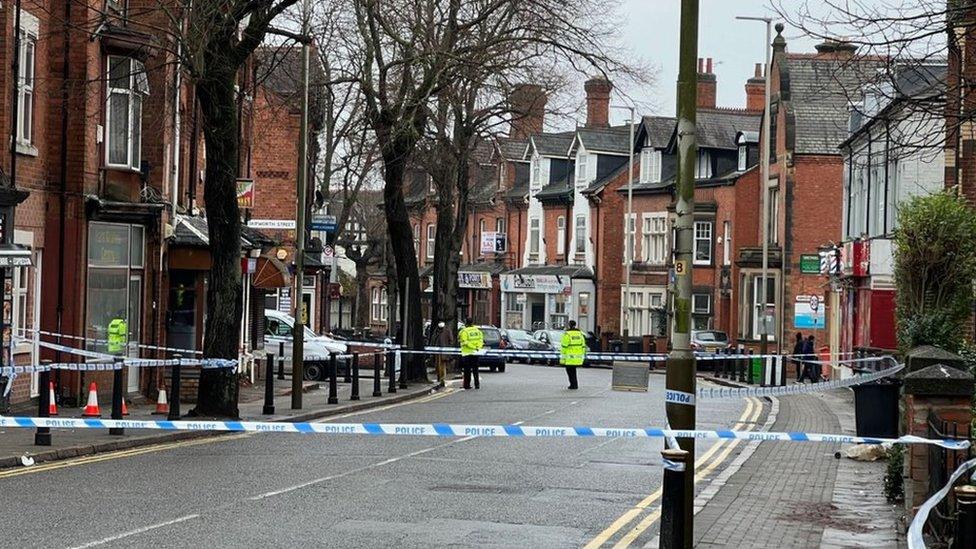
xmin=737 ymin=145 xmax=747 ymax=171
xmin=556 ymin=216 xmax=566 ymax=255
xmin=623 ymin=213 xmax=636 ymax=264
xmin=695 ymin=149 xmax=712 ymax=179
xmin=479 ymin=219 xmax=486 ymax=255
xmin=693 ymin=220 xmax=713 ymax=265
xmin=371 ymin=287 xmax=389 ymax=322
xmin=529 ymin=217 xmax=541 ymax=259
xmin=768 ymin=184 xmax=780 ymax=245
xmin=640 ymin=148 xmax=662 ymax=183
xmin=16 ymin=10 xmax=38 ymax=147
xmin=574 ymin=215 xmax=587 ymax=256
xmin=576 ymin=152 xmax=588 ymax=184
xmin=751 ymin=275 xmax=776 ymax=341
xmin=425 ymin=223 xmax=435 ymax=260
xmin=692 ymin=293 xmax=711 ymax=315
xmin=530 ymin=156 xmax=542 ymax=191
xmin=642 ymin=212 xmax=667 ymax=264
xmin=495 ymin=217 xmax=505 ymax=234
xmin=105 ymin=56 xmax=149 ymax=170
xmin=723 ymin=220 xmax=731 ymax=266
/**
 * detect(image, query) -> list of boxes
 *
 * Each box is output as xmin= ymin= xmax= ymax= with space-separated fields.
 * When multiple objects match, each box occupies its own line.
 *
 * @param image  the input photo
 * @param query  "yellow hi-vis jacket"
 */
xmin=560 ymin=329 xmax=587 ymax=366
xmin=458 ymin=325 xmax=484 ymax=356
xmin=107 ymin=318 xmax=128 ymax=354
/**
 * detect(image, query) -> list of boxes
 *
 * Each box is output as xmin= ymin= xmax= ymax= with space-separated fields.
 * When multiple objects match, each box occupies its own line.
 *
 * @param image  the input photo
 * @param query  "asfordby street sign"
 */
xmin=311 ymin=214 xmax=338 ymax=231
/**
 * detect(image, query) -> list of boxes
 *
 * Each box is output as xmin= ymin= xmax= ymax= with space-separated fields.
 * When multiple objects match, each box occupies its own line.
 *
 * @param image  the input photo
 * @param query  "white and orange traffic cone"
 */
xmin=81 ymin=382 xmax=101 ymax=417
xmin=153 ymin=387 xmax=169 ymax=415
xmin=121 ymin=395 xmax=129 ymax=416
xmin=47 ymin=382 xmax=58 ymax=416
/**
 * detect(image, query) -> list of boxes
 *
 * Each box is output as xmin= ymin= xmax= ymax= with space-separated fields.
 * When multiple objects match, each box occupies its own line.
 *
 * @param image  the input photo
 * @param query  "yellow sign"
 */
xmin=675 ymin=260 xmax=688 ymax=276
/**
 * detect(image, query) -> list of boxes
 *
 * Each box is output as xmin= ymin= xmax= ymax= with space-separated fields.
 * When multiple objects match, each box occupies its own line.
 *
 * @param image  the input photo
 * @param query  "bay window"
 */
xmin=106 ymin=56 xmax=149 ymax=169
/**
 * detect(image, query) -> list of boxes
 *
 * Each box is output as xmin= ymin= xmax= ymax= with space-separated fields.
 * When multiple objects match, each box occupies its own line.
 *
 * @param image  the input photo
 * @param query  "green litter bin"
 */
xmin=751 ymin=357 xmax=762 ymax=384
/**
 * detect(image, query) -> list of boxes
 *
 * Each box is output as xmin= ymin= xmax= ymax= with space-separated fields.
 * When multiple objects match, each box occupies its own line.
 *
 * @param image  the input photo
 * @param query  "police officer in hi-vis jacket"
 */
xmin=560 ymin=320 xmax=586 ymax=390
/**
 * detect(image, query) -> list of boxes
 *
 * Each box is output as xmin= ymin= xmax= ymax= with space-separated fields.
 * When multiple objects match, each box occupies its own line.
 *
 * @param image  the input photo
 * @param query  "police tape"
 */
xmin=15 ymin=328 xmax=204 ymax=356
xmin=0 ymin=357 xmax=238 ymax=377
xmin=697 ymin=362 xmax=904 ymax=400
xmin=0 ymin=416 xmax=967 ymax=450
xmin=908 ymin=457 xmax=976 ymax=548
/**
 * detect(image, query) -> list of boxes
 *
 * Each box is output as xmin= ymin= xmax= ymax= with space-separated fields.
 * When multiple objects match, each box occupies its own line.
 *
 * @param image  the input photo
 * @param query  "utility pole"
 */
xmin=292 ymin=0 xmax=311 ymax=409
xmin=665 ymin=0 xmax=698 ymax=545
xmin=611 ymin=104 xmax=636 ymax=349
xmin=736 ymin=15 xmax=773 ymax=357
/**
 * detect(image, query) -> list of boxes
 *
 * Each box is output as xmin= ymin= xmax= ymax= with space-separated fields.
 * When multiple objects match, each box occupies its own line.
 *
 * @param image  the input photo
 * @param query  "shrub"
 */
xmin=884 ymin=445 xmax=905 ymax=503
xmin=894 ymin=192 xmax=976 ymax=352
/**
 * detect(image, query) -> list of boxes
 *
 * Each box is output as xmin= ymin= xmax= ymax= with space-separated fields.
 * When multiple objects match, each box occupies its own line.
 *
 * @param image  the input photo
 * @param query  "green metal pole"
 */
xmin=666 ymin=0 xmax=698 ymax=545
xmin=292 ymin=0 xmax=311 ymax=409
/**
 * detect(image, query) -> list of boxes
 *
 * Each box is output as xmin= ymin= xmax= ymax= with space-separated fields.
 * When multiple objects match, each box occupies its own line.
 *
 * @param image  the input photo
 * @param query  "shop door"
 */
xmin=167 ymin=271 xmax=197 ymax=353
xmin=530 ymin=300 xmax=545 ymax=330
xmin=126 ymin=275 xmax=142 ymax=392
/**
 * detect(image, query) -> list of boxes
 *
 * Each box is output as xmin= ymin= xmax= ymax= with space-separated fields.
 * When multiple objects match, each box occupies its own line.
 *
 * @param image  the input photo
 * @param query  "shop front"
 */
xmin=501 ymin=266 xmax=595 ymax=332
xmin=458 ymin=262 xmax=506 ymax=326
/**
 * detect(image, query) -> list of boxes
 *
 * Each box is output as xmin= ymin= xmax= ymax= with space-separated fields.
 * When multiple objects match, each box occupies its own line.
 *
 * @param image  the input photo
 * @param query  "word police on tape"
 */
xmin=0 ymin=417 xmax=968 ymax=450
xmin=665 ymin=389 xmax=696 ymax=406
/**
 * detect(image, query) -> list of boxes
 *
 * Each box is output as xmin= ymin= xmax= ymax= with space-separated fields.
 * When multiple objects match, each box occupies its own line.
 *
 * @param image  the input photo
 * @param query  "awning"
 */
xmin=252 ymin=255 xmax=291 ymax=289
xmin=0 ymin=243 xmax=32 ymax=267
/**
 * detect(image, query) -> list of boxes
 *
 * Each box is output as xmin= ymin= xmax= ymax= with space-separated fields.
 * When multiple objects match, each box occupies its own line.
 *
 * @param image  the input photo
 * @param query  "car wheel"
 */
xmin=304 ymin=362 xmax=325 ymax=381
xmin=499 ymin=364 xmax=506 ymax=373
xmin=489 ymin=365 xmax=497 ymax=373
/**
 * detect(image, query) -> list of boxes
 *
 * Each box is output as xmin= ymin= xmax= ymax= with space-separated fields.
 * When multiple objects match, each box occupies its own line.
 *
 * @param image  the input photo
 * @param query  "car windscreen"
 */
xmin=506 ymin=330 xmax=531 ymax=341
xmin=480 ymin=328 xmax=501 ymax=344
xmin=696 ymin=331 xmax=728 ymax=342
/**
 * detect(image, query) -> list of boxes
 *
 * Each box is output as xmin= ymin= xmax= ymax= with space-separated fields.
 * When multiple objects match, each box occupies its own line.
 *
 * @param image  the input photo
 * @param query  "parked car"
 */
xmin=264 ymin=309 xmax=349 ymax=381
xmin=532 ymin=329 xmax=564 ymax=365
xmin=478 ymin=326 xmax=507 ymax=372
xmin=502 ymin=329 xmax=550 ymax=363
xmin=691 ymin=330 xmax=731 ymax=353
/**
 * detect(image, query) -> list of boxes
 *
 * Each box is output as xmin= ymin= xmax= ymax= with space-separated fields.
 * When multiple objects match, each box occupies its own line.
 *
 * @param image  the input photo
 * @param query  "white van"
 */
xmin=264 ymin=309 xmax=349 ymax=381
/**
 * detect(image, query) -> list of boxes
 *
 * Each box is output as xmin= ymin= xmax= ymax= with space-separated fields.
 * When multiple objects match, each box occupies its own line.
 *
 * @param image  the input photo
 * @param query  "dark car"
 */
xmin=502 ymin=329 xmax=550 ymax=364
xmin=478 ymin=326 xmax=507 ymax=372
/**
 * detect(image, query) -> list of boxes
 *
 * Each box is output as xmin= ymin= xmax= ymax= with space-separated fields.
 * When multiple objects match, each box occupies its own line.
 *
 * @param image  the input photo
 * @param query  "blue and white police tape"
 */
xmin=15 ymin=327 xmax=205 ymax=356
xmin=0 ymin=416 xmax=968 ymax=450
xmin=1 ymin=358 xmax=238 ymax=378
xmin=908 ymin=457 xmax=976 ymax=548
xmin=697 ymin=362 xmax=904 ymax=400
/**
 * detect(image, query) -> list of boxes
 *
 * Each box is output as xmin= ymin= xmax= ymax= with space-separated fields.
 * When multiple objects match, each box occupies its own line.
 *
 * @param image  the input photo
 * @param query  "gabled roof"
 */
xmin=529 ymin=131 xmax=576 ymax=157
xmin=582 ymin=158 xmax=633 ymax=195
xmin=782 ymin=53 xmax=883 ymax=155
xmin=497 ymin=137 xmax=530 ymax=162
xmin=573 ymin=124 xmax=635 ymax=155
xmin=639 ymin=116 xmax=677 ymax=149
xmin=534 ymin=177 xmax=573 ymax=201
xmin=667 ymin=109 xmax=760 ymax=151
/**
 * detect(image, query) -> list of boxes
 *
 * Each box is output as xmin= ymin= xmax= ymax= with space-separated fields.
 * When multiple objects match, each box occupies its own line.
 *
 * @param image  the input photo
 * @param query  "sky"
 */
xmin=613 ymin=0 xmax=821 ymax=120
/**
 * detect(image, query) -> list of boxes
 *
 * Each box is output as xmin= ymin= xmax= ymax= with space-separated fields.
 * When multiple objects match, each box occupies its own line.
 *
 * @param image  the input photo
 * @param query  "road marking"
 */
xmin=583 ymin=397 xmax=760 ymax=549
xmin=609 ymin=398 xmax=765 ymax=548
xmin=67 ymin=514 xmax=200 ymax=549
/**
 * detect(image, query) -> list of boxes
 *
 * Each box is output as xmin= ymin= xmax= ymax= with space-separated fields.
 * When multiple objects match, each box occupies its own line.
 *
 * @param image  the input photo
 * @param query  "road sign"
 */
xmin=311 ymin=214 xmax=337 ymax=231
xmin=323 ymin=245 xmax=334 ymax=258
xmin=247 ymin=219 xmax=295 ymax=230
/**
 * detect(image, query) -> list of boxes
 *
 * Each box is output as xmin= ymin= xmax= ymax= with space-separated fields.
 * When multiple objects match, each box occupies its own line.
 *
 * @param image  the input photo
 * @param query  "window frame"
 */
xmin=425 ymin=223 xmax=435 ymax=260
xmin=693 ymin=220 xmax=713 ymax=265
xmin=528 ymin=217 xmax=541 ymax=259
xmin=574 ymin=215 xmax=587 ymax=255
xmin=16 ymin=10 xmax=38 ymax=147
xmin=737 ymin=145 xmax=747 ymax=171
xmin=624 ymin=213 xmax=637 ymax=264
xmin=105 ymin=56 xmax=149 ymax=170
xmin=642 ymin=212 xmax=667 ymax=264
xmin=695 ymin=150 xmax=712 ymax=179
xmin=576 ymin=152 xmax=588 ymax=185
xmin=556 ymin=215 xmax=566 ymax=255
xmin=640 ymin=148 xmax=662 ymax=183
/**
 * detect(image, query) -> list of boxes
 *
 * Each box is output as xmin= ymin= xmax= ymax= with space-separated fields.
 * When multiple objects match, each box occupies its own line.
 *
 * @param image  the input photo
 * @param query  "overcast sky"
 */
xmin=614 ymin=0 xmax=821 ymax=120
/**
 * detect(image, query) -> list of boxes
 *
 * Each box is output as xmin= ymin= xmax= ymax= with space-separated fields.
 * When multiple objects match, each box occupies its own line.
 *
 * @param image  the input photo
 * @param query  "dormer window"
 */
xmin=576 ymin=153 xmax=588 ymax=184
xmin=640 ymin=148 xmax=662 ymax=183
xmin=695 ymin=150 xmax=712 ymax=179
xmin=530 ymin=156 xmax=542 ymax=191
xmin=106 ymin=56 xmax=149 ymax=170
xmin=737 ymin=145 xmax=747 ymax=171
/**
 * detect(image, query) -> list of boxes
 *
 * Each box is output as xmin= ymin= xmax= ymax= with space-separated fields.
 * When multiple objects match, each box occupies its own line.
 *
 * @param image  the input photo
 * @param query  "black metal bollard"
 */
xmin=263 ymin=353 xmax=276 ymax=415
xmin=350 ymin=353 xmax=360 ymax=401
xmin=955 ymin=485 xmax=976 ymax=548
xmin=387 ymin=351 xmax=397 ymax=394
xmin=738 ymin=350 xmax=747 ymax=383
xmin=277 ymin=341 xmax=285 ymax=380
xmin=35 ymin=360 xmax=52 ymax=446
xmin=110 ymin=357 xmax=125 ymax=436
xmin=372 ymin=353 xmax=382 ymax=397
xmin=344 ymin=352 xmax=353 ymax=384
xmin=168 ymin=354 xmax=182 ymax=421
xmin=659 ymin=448 xmax=688 ymax=549
xmin=328 ymin=353 xmax=339 ymax=404
xmin=398 ymin=350 xmax=408 ymax=390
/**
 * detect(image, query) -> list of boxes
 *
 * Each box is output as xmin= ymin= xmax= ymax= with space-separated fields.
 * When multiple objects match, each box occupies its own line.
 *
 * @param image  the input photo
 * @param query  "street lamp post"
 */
xmin=610 ymin=105 xmax=636 ymax=350
xmin=292 ymin=0 xmax=312 ymax=409
xmin=736 ymin=16 xmax=773 ymax=356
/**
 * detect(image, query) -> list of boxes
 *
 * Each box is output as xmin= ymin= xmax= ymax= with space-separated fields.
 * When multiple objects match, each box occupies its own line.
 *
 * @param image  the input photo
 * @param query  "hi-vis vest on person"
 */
xmin=560 ymin=329 xmax=587 ymax=366
xmin=107 ymin=318 xmax=128 ymax=354
xmin=458 ymin=325 xmax=484 ymax=356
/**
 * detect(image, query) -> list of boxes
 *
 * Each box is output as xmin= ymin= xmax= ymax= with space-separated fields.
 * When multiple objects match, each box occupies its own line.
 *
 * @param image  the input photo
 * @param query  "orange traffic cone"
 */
xmin=153 ymin=387 xmax=169 ymax=415
xmin=47 ymin=382 xmax=58 ymax=416
xmin=81 ymin=382 xmax=101 ymax=417
xmin=121 ymin=395 xmax=129 ymax=416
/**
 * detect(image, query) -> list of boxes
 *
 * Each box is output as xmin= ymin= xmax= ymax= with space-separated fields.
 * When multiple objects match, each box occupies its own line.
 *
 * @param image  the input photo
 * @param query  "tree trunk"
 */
xmin=381 ymin=147 xmax=427 ymax=381
xmin=192 ymin=72 xmax=242 ymax=418
xmin=354 ymin=259 xmax=371 ymax=329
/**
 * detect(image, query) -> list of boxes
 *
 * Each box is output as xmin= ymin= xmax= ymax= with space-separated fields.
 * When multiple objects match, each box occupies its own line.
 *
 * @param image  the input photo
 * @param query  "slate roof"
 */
xmin=530 ymin=131 xmax=576 ymax=157
xmin=582 ymin=159 xmax=632 ymax=195
xmin=641 ymin=116 xmax=677 ymax=149
xmin=689 ymin=109 xmax=761 ymax=150
xmin=785 ymin=54 xmax=882 ymax=155
xmin=575 ymin=124 xmax=635 ymax=154
xmin=506 ymin=264 xmax=594 ymax=278
xmin=459 ymin=262 xmax=508 ymax=275
xmin=498 ymin=137 xmax=530 ymax=161
xmin=171 ymin=215 xmax=273 ymax=249
xmin=503 ymin=179 xmax=529 ymax=201
xmin=534 ymin=178 xmax=573 ymax=201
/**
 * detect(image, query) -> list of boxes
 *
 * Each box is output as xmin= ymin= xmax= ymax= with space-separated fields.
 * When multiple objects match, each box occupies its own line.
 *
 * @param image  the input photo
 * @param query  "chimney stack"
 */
xmin=508 ymin=84 xmax=547 ymax=139
xmin=584 ymin=77 xmax=613 ymax=128
xmin=814 ymin=39 xmax=857 ymax=59
xmin=697 ymin=57 xmax=717 ymax=109
xmin=745 ymin=63 xmax=765 ymax=112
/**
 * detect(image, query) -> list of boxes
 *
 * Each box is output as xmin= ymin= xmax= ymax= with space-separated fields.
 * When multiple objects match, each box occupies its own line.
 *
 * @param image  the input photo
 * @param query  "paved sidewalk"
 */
xmin=0 ymin=375 xmax=437 ymax=470
xmin=693 ymin=387 xmax=902 ymax=548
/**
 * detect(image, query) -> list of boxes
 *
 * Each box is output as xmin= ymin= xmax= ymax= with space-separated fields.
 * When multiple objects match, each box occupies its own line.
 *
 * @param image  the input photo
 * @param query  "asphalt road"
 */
xmin=0 ymin=364 xmax=761 ymax=548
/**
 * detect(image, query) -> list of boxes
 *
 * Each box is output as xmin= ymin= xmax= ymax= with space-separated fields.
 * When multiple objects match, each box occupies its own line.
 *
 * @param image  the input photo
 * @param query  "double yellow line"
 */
xmin=584 ymin=397 xmax=765 ymax=548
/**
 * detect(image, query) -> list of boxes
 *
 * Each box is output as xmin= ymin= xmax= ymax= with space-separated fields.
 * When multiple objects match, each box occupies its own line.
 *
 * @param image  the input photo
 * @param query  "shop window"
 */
xmin=693 ymin=221 xmax=713 ymax=265
xmin=550 ymin=295 xmax=568 ymax=329
xmin=16 ymin=10 xmax=37 ymax=147
xmin=504 ymin=293 xmax=524 ymax=330
xmin=106 ymin=56 xmax=149 ymax=169
xmin=86 ymin=222 xmax=145 ymax=353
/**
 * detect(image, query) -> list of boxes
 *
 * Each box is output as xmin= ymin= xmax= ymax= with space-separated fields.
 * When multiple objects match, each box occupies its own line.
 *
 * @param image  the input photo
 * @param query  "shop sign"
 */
xmin=502 ymin=274 xmax=571 ymax=294
xmin=458 ymin=272 xmax=491 ymax=289
xmin=842 ymin=240 xmax=870 ymax=277
xmin=480 ymin=232 xmax=507 ymax=254
xmin=237 ymin=179 xmax=255 ymax=209
xmin=799 ymin=254 xmax=820 ymax=274
xmin=794 ymin=295 xmax=825 ymax=329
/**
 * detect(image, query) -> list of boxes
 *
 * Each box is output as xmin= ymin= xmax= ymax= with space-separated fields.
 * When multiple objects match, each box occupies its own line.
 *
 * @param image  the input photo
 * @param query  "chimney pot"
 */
xmin=706 ymin=58 xmax=713 ymax=74
xmin=698 ymin=58 xmax=704 ymax=73
xmin=696 ymin=57 xmax=717 ymax=109
xmin=754 ymin=63 xmax=762 ymax=78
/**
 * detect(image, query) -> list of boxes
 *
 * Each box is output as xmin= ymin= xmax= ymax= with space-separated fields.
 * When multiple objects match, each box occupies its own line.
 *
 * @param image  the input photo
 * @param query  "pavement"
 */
xmin=0 ymin=373 xmax=435 ymax=470
xmin=0 ymin=363 xmax=755 ymax=548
